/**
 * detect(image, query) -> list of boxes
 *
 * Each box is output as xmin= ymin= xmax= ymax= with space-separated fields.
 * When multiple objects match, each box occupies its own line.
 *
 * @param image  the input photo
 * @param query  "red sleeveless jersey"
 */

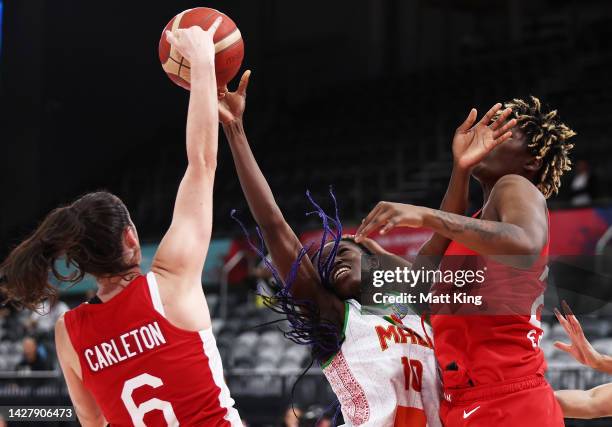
xmin=64 ymin=273 xmax=241 ymax=426
xmin=430 ymin=214 xmax=550 ymax=390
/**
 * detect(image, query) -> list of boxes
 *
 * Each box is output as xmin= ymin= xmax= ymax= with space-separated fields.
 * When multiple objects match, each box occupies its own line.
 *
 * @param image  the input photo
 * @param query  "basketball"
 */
xmin=159 ymin=8 xmax=244 ymax=90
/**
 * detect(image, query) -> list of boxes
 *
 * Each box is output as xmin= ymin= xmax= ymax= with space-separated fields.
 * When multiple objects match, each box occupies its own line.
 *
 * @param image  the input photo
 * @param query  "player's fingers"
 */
xmin=561 ymin=301 xmax=582 ymax=334
xmin=490 ymin=107 xmax=512 ymax=131
xmin=568 ymin=315 xmax=585 ymax=336
xmin=492 ymin=118 xmax=517 ymax=139
xmin=456 ymin=108 xmax=477 ymax=133
xmin=478 ymin=103 xmax=502 ymax=126
xmin=166 ymin=30 xmax=178 ymax=46
xmin=207 ymin=16 xmax=223 ymax=36
xmin=237 ymin=70 xmax=251 ymax=96
xmin=361 ymin=211 xmax=394 ymax=238
xmin=356 ymin=204 xmax=381 ymax=237
xmin=553 ymin=341 xmax=572 ymax=353
xmin=554 ymin=308 xmax=573 ymax=333
xmin=356 ymin=203 xmax=386 ymax=239
xmin=380 ymin=217 xmax=399 ymax=235
xmin=493 ymin=131 xmax=512 ymax=146
xmin=562 ymin=300 xmax=576 ymax=317
xmin=357 ymin=206 xmax=390 ymax=241
xmin=355 ymin=218 xmax=379 ymax=242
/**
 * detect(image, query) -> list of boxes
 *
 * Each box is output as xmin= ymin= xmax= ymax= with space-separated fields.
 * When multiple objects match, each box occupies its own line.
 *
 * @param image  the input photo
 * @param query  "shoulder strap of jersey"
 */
xmin=63 ymin=308 xmax=83 ymax=354
xmin=145 ymin=272 xmax=166 ymax=317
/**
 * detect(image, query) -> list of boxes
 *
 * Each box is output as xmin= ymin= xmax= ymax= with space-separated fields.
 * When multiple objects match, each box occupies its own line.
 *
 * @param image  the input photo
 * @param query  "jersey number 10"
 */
xmin=401 ymin=357 xmax=423 ymax=392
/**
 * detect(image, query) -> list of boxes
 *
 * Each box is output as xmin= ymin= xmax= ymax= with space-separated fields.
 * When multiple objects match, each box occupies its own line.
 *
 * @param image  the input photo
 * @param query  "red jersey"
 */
xmin=430 ymin=214 xmax=549 ymax=389
xmin=64 ymin=273 xmax=241 ymax=426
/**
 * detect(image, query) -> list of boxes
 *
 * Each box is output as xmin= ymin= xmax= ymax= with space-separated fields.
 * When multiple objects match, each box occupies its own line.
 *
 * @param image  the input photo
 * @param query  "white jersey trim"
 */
xmin=199 ymin=329 xmax=242 ymax=426
xmin=146 ymin=272 xmax=166 ymax=317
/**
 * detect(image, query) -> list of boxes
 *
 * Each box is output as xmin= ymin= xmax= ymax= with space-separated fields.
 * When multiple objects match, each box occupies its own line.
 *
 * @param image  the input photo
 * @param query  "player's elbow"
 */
xmin=586 ymin=389 xmax=612 ymax=419
xmin=77 ymin=412 xmax=106 ymax=427
xmin=517 ymin=241 xmax=541 ymax=264
xmin=186 ymin=137 xmax=218 ymax=171
xmin=506 ymin=232 xmax=544 ymax=268
xmin=188 ymin=151 xmax=218 ymax=173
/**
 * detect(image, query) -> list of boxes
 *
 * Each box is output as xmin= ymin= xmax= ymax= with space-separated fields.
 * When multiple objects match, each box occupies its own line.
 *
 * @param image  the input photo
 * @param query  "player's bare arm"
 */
xmin=416 ymin=103 xmax=516 ymax=268
xmin=55 ymin=315 xmax=106 ymax=427
xmin=555 ymin=384 xmax=612 ymax=419
xmin=357 ymin=175 xmax=547 ymax=266
xmin=219 ymin=71 xmax=345 ymax=329
xmin=150 ymin=19 xmax=222 ymax=331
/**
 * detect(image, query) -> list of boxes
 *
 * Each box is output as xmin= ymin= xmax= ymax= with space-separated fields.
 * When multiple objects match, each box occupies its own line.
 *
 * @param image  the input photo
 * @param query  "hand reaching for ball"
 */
xmin=165 ymin=17 xmax=222 ymax=66
xmin=218 ymin=70 xmax=251 ymax=125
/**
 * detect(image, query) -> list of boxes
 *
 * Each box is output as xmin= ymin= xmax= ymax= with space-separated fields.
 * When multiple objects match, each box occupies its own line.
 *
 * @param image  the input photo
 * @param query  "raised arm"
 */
xmin=356 ymin=104 xmax=547 ymax=264
xmin=219 ymin=71 xmax=344 ymax=328
xmin=150 ymin=21 xmax=222 ymax=327
xmin=356 ymin=176 xmax=547 ymax=266
xmin=416 ymin=104 xmax=515 ymax=268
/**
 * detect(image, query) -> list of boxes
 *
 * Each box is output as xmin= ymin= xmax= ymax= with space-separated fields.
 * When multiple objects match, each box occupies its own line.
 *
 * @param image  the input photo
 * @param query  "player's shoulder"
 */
xmin=491 ymin=174 xmax=546 ymax=202
xmin=56 ymin=311 xmax=66 ymax=325
xmin=54 ymin=312 xmax=68 ymax=338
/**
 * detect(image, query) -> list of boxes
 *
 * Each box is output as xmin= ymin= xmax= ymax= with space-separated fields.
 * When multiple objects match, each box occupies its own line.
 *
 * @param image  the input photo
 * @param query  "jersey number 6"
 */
xmin=121 ymin=373 xmax=179 ymax=426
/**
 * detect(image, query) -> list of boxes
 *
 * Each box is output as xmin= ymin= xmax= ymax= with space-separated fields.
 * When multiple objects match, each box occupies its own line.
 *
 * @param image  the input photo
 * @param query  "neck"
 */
xmin=96 ymin=267 xmax=141 ymax=302
xmin=480 ymin=179 xmax=496 ymax=205
xmin=480 ymin=171 xmax=537 ymax=204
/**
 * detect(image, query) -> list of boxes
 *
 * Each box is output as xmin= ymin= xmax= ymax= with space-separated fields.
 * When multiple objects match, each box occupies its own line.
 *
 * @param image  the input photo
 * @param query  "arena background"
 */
xmin=1 ymin=0 xmax=612 ymax=425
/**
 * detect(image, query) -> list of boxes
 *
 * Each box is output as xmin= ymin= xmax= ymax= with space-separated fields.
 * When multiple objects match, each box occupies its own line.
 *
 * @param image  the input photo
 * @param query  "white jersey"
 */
xmin=322 ymin=300 xmax=442 ymax=427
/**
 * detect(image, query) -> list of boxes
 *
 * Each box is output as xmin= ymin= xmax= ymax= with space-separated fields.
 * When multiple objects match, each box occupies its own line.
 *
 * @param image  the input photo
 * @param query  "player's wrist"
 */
xmin=222 ymin=119 xmax=245 ymax=136
xmin=190 ymin=55 xmax=215 ymax=71
xmin=417 ymin=206 xmax=436 ymax=228
xmin=452 ymin=158 xmax=473 ymax=174
xmin=591 ymin=352 xmax=611 ymax=372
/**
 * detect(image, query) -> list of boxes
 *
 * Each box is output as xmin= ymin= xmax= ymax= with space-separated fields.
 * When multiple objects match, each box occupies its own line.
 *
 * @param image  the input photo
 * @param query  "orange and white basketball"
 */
xmin=159 ymin=8 xmax=244 ymax=90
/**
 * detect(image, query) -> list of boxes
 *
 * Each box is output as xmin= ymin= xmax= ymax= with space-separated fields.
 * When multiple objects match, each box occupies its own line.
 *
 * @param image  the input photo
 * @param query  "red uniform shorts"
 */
xmin=440 ymin=375 xmax=564 ymax=427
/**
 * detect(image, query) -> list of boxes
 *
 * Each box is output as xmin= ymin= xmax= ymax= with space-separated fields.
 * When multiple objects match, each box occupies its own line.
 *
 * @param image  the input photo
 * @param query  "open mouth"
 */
xmin=333 ymin=266 xmax=351 ymax=283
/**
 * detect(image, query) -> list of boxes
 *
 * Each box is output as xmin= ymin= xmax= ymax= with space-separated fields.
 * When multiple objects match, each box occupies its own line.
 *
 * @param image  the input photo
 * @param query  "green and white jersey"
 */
xmin=322 ymin=299 xmax=442 ymax=427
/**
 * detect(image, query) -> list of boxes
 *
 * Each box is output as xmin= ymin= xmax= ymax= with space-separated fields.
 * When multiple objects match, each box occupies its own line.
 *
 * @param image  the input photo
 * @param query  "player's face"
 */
xmin=318 ymin=241 xmax=362 ymax=300
xmin=472 ymin=127 xmax=535 ymax=183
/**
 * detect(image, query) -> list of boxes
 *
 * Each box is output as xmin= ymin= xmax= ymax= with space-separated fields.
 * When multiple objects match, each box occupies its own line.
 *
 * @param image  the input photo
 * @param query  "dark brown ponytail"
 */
xmin=1 ymin=191 xmax=137 ymax=310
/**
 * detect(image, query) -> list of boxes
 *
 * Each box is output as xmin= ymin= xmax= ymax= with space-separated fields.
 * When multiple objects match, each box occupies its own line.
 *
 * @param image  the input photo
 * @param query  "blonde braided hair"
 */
xmin=500 ymin=96 xmax=576 ymax=198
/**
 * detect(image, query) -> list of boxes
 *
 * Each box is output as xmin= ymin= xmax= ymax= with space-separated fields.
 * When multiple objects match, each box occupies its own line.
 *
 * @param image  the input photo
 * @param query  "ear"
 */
xmin=524 ymin=156 xmax=543 ymax=173
xmin=124 ymin=226 xmax=139 ymax=249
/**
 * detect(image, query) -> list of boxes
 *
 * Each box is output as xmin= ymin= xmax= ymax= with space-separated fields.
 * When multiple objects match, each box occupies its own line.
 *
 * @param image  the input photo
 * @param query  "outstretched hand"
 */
xmin=554 ymin=301 xmax=606 ymax=371
xmin=218 ymin=70 xmax=251 ymax=125
xmin=355 ymin=202 xmax=427 ymax=243
xmin=453 ymin=103 xmax=516 ymax=171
